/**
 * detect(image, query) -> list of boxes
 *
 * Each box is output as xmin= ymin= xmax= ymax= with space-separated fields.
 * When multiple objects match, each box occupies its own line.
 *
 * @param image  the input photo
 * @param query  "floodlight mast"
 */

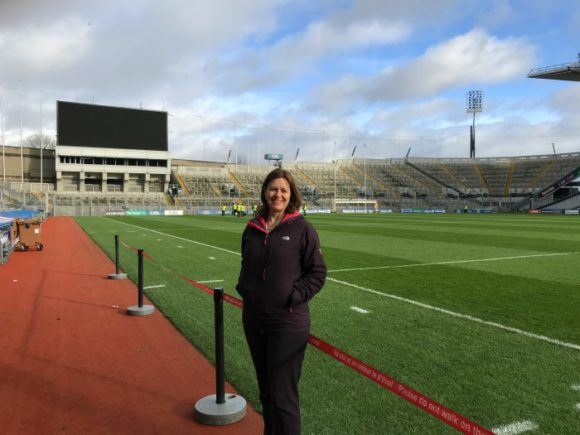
xmin=19 ymin=81 xmax=24 ymax=186
xmin=466 ymin=90 xmax=483 ymax=158
xmin=363 ymin=143 xmax=367 ymax=214
xmin=1 ymin=93 xmax=5 ymax=182
xmin=40 ymin=90 xmax=43 ymax=188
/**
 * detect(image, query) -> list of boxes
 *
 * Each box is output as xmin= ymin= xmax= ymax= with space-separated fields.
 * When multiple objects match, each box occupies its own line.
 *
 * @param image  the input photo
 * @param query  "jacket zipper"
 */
xmin=262 ymin=231 xmax=268 ymax=280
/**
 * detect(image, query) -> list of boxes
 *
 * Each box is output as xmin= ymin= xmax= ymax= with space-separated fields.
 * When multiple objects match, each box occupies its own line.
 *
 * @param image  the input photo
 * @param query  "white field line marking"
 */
xmin=572 ymin=385 xmax=580 ymax=391
xmin=209 ymin=256 xmax=216 ymax=260
xmin=144 ymin=284 xmax=166 ymax=289
xmin=328 ymin=252 xmax=573 ymax=273
xmin=101 ymin=217 xmax=579 ymax=351
xmin=350 ymin=306 xmax=369 ymax=314
xmin=198 ymin=279 xmax=224 ymax=284
xmin=177 ymin=245 xmax=183 ymax=248
xmin=492 ymin=420 xmax=538 ymax=435
xmin=327 ymin=277 xmax=580 ymax=351
xmin=103 ymin=217 xmax=240 ymax=256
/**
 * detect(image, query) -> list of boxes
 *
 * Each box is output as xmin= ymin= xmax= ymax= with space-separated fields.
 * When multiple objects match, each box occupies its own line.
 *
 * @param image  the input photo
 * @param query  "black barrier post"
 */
xmin=138 ymin=249 xmax=144 ymax=308
xmin=115 ymin=235 xmax=120 ymax=274
xmin=194 ymin=287 xmax=246 ymax=425
xmin=126 ymin=248 xmax=154 ymax=316
xmin=214 ymin=288 xmax=225 ymax=404
xmin=108 ymin=234 xmax=127 ymax=280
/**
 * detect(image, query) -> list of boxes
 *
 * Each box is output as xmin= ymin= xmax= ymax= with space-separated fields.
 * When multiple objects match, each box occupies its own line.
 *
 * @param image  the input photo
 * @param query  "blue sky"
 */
xmin=0 ymin=0 xmax=578 ymax=163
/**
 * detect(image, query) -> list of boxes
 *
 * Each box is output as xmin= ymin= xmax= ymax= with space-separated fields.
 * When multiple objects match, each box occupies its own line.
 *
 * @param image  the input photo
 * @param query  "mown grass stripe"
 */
xmin=327 ymin=276 xmax=580 ymax=351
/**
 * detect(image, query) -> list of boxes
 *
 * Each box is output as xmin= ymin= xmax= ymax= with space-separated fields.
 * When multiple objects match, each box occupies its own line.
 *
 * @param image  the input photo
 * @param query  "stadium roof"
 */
xmin=527 ymin=54 xmax=580 ymax=81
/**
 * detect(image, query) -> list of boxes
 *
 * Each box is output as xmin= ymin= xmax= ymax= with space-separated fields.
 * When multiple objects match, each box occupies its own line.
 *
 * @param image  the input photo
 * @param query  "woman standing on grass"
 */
xmin=236 ymin=168 xmax=327 ymax=435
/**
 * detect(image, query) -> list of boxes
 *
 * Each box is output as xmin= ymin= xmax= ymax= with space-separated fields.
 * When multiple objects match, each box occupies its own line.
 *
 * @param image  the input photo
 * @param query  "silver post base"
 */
xmin=126 ymin=304 xmax=155 ymax=316
xmin=194 ymin=394 xmax=247 ymax=426
xmin=108 ymin=273 xmax=127 ymax=280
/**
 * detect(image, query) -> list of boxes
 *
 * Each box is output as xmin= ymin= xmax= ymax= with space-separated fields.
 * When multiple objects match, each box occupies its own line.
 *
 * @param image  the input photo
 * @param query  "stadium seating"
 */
xmin=541 ymin=191 xmax=580 ymax=210
xmin=3 ymin=151 xmax=578 ymax=215
xmin=166 ymin=153 xmax=580 ymax=212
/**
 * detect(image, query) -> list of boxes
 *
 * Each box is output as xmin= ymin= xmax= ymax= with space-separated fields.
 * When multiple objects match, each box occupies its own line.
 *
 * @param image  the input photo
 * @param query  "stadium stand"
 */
xmin=169 ymin=152 xmax=579 ymax=213
xmin=542 ymin=192 xmax=580 ymax=210
xmin=528 ymin=54 xmax=580 ymax=81
xmin=2 ymin=146 xmax=579 ymax=215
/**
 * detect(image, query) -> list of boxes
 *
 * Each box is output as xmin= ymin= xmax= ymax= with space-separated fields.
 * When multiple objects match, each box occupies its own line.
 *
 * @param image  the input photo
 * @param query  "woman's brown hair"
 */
xmin=259 ymin=168 xmax=302 ymax=217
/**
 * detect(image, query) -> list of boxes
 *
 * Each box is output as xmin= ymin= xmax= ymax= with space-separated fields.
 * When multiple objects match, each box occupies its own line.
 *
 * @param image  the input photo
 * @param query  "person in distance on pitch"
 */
xmin=236 ymin=168 xmax=326 ymax=435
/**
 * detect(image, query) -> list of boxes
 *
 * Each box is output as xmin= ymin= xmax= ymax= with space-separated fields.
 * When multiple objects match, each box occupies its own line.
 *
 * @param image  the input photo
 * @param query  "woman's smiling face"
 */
xmin=266 ymin=177 xmax=291 ymax=215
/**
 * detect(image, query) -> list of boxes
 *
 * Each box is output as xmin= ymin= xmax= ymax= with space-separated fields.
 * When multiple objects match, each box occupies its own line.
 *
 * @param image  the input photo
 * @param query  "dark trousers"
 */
xmin=244 ymin=326 xmax=310 ymax=435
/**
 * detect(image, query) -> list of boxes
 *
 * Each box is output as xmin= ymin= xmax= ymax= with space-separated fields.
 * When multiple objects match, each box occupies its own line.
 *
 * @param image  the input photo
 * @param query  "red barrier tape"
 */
xmin=122 ymin=243 xmax=492 ymax=434
xmin=176 ymin=273 xmax=244 ymax=309
xmin=120 ymin=241 xmax=154 ymax=260
xmin=307 ymin=334 xmax=492 ymax=434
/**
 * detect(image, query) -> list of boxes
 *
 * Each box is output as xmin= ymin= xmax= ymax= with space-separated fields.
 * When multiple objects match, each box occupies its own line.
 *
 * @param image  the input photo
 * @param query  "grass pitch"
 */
xmin=77 ymin=213 xmax=580 ymax=434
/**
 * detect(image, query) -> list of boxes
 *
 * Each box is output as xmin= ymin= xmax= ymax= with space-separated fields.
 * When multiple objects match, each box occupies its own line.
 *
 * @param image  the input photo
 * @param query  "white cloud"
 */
xmin=275 ymin=18 xmax=410 ymax=61
xmin=315 ymin=28 xmax=535 ymax=107
xmin=0 ymin=16 xmax=93 ymax=74
xmin=0 ymin=1 xmax=578 ymax=161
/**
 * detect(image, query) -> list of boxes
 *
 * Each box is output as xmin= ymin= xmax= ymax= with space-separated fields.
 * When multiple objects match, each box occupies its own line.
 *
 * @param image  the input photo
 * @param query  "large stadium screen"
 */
xmin=57 ymin=101 xmax=168 ymax=151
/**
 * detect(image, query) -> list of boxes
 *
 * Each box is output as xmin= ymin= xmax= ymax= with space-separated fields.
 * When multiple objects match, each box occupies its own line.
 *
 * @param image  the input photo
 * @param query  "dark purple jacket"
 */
xmin=236 ymin=212 xmax=327 ymax=331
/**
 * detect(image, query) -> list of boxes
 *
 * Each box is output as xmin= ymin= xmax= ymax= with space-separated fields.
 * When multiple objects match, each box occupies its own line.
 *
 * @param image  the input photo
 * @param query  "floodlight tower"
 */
xmin=466 ymin=90 xmax=483 ymax=158
xmin=1 ymin=93 xmax=5 ymax=182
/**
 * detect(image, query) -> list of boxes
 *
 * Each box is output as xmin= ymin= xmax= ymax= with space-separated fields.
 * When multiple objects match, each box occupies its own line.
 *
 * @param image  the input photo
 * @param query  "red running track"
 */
xmin=0 ymin=217 xmax=263 ymax=434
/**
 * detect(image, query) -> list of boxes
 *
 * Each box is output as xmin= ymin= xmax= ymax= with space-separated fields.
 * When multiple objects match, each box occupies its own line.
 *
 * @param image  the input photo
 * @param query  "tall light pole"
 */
xmin=333 ymin=141 xmax=337 ymax=212
xmin=293 ymin=128 xmax=297 ymax=161
xmin=40 ymin=90 xmax=44 ymax=188
xmin=261 ymin=125 xmax=267 ymax=167
xmin=351 ymin=145 xmax=360 ymax=212
xmin=1 ymin=93 xmax=5 ymax=182
xmin=19 ymin=80 xmax=24 ymax=186
xmin=233 ymin=121 xmax=238 ymax=171
xmin=363 ymin=143 xmax=367 ymax=213
xmin=234 ymin=140 xmax=238 ymax=171
xmin=466 ymin=90 xmax=483 ymax=158
xmin=198 ymin=115 xmax=206 ymax=161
